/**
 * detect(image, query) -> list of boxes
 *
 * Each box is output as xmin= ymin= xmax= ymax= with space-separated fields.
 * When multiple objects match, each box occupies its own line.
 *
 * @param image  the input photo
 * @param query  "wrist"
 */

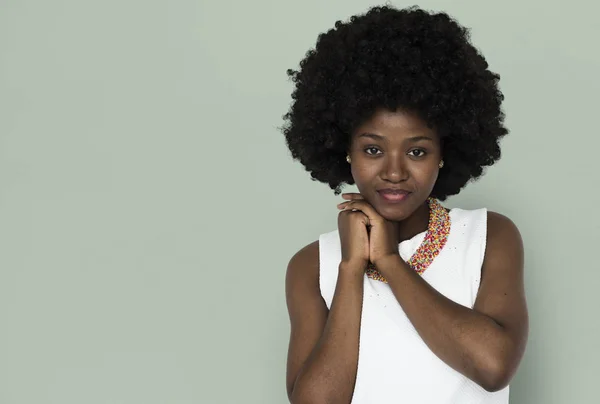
xmin=339 ymin=260 xmax=367 ymax=275
xmin=373 ymin=254 xmax=403 ymax=274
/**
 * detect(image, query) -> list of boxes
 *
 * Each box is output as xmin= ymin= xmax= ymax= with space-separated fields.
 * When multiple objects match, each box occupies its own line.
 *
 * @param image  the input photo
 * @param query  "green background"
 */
xmin=1 ymin=0 xmax=598 ymax=403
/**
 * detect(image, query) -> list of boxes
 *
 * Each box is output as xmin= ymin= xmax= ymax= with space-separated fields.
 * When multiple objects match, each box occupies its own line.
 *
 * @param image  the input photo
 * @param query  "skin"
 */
xmin=285 ymin=108 xmax=529 ymax=404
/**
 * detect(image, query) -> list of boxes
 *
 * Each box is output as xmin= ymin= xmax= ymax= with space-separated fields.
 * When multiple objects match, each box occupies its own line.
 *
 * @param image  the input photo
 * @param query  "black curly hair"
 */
xmin=282 ymin=5 xmax=508 ymax=201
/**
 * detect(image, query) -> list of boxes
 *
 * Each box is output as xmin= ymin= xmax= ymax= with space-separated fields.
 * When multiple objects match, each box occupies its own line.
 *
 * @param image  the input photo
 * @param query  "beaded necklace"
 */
xmin=365 ymin=197 xmax=451 ymax=283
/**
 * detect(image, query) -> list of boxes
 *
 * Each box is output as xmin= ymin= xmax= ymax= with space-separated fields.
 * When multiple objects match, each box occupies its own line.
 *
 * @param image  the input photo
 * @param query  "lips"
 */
xmin=378 ymin=189 xmax=410 ymax=195
xmin=377 ymin=189 xmax=411 ymax=203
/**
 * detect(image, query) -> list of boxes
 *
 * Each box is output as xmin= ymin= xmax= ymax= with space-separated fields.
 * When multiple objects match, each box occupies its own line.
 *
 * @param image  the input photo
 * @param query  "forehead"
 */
xmin=353 ymin=108 xmax=437 ymax=139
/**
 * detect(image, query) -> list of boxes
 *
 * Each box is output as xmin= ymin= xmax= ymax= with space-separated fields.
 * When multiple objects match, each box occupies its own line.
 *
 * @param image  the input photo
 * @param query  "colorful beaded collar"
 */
xmin=365 ymin=197 xmax=451 ymax=283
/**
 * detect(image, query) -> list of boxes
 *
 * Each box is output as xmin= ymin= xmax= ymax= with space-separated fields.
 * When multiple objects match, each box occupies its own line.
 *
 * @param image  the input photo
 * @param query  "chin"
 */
xmin=374 ymin=204 xmax=412 ymax=221
xmin=371 ymin=194 xmax=425 ymax=221
xmin=382 ymin=211 xmax=411 ymax=222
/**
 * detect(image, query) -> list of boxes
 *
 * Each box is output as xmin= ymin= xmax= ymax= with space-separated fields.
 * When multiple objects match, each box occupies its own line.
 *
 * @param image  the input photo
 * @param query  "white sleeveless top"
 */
xmin=318 ymin=207 xmax=509 ymax=404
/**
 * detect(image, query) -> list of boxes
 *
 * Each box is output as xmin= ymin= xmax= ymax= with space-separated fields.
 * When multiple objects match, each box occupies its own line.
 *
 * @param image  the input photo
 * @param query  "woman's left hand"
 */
xmin=337 ymin=193 xmax=400 ymax=268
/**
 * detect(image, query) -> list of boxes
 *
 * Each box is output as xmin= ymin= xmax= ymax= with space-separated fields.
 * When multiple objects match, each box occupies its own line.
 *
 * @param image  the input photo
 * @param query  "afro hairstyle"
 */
xmin=282 ymin=5 xmax=508 ymax=200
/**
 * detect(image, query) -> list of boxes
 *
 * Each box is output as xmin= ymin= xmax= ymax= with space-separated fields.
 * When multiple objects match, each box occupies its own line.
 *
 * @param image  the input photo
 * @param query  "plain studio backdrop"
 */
xmin=0 ymin=0 xmax=598 ymax=403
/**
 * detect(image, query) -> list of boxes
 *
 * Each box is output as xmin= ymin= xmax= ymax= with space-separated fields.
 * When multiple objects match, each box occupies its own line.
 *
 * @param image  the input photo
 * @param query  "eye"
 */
xmin=364 ymin=146 xmax=382 ymax=155
xmin=408 ymin=149 xmax=427 ymax=158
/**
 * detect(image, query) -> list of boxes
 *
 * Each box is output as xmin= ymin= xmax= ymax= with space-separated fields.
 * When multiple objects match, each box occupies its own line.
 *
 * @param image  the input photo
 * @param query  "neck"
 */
xmin=395 ymin=200 xmax=430 ymax=242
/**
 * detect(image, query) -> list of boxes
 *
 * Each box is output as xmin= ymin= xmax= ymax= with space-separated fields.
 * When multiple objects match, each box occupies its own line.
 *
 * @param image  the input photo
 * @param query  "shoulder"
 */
xmin=450 ymin=207 xmax=523 ymax=266
xmin=286 ymin=228 xmax=339 ymax=286
xmin=482 ymin=210 xmax=524 ymax=274
xmin=486 ymin=211 xmax=523 ymax=247
xmin=287 ymin=240 xmax=319 ymax=273
xmin=452 ymin=207 xmax=521 ymax=241
xmin=285 ymin=240 xmax=320 ymax=296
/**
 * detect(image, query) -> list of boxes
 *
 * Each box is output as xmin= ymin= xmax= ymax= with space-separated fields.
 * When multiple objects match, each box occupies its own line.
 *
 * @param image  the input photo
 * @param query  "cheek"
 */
xmin=351 ymin=163 xmax=377 ymax=182
xmin=414 ymin=163 xmax=439 ymax=186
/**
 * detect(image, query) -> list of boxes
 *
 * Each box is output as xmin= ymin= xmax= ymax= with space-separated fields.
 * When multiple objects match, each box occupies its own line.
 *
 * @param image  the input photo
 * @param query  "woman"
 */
xmin=281 ymin=5 xmax=528 ymax=404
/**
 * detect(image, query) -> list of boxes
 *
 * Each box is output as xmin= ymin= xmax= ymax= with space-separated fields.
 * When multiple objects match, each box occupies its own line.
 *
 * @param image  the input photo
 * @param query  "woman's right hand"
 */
xmin=337 ymin=207 xmax=370 ymax=273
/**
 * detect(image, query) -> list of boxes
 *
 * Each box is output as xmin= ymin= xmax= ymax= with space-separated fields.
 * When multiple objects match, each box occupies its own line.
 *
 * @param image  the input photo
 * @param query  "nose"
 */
xmin=381 ymin=155 xmax=408 ymax=182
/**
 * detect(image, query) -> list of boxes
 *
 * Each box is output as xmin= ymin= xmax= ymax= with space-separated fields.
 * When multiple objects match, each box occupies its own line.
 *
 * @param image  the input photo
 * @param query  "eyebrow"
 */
xmin=357 ymin=133 xmax=434 ymax=142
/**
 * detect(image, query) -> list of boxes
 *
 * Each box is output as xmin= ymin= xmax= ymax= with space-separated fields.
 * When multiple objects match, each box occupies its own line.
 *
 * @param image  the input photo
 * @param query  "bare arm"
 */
xmin=285 ymin=241 xmax=364 ymax=404
xmin=375 ymin=211 xmax=529 ymax=392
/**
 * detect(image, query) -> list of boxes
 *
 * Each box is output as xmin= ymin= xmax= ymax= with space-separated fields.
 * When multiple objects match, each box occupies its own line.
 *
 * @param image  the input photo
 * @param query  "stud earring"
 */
xmin=438 ymin=160 xmax=444 ymax=168
xmin=346 ymin=155 xmax=351 ymax=163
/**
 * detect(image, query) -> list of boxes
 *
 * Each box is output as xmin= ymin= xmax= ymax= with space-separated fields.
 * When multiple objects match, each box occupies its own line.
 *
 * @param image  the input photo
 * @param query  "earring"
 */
xmin=438 ymin=160 xmax=444 ymax=168
xmin=346 ymin=155 xmax=351 ymax=163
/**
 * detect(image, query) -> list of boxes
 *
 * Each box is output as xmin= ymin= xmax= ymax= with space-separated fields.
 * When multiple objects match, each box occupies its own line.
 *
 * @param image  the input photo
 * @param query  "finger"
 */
xmin=338 ymin=207 xmax=370 ymax=226
xmin=337 ymin=197 xmax=365 ymax=208
xmin=338 ymin=204 xmax=360 ymax=213
xmin=341 ymin=193 xmax=365 ymax=200
xmin=338 ymin=200 xmax=382 ymax=225
xmin=337 ymin=202 xmax=361 ymax=212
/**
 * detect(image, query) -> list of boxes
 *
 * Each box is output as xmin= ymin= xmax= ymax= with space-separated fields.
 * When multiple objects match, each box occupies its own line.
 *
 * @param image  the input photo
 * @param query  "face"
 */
xmin=348 ymin=107 xmax=442 ymax=221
